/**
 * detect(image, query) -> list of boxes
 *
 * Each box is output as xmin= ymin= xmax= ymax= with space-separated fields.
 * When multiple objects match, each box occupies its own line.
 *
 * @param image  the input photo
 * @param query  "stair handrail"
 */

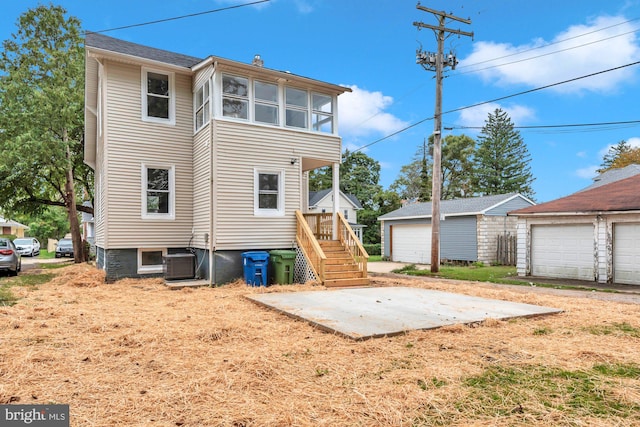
xmin=336 ymin=212 xmax=369 ymax=278
xmin=295 ymin=210 xmax=326 ymax=282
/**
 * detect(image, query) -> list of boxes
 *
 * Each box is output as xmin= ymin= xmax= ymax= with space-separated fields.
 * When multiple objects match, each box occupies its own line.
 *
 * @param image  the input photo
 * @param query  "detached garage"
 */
xmin=511 ymin=173 xmax=640 ymax=285
xmin=379 ymin=193 xmax=534 ymax=265
xmin=530 ymin=224 xmax=594 ymax=281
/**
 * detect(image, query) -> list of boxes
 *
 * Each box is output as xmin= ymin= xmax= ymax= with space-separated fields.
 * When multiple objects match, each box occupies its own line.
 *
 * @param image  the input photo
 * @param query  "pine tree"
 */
xmin=598 ymin=140 xmax=632 ymax=172
xmin=472 ymin=108 xmax=535 ymax=198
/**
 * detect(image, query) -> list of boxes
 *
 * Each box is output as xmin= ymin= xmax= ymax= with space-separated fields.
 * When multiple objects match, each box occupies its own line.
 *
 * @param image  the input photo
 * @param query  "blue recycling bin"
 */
xmin=242 ymin=251 xmax=270 ymax=286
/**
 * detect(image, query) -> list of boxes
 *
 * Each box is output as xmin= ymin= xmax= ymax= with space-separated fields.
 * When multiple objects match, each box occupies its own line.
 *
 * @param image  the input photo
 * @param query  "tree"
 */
xmin=339 ymin=150 xmax=382 ymax=210
xmin=610 ymin=147 xmax=640 ymax=169
xmin=0 ymin=5 xmax=92 ymax=263
xmin=429 ymin=134 xmax=475 ymax=199
xmin=389 ymin=142 xmax=431 ymax=201
xmin=391 ymin=134 xmax=475 ymax=201
xmin=472 ymin=108 xmax=535 ymax=198
xmin=598 ymin=140 xmax=633 ymax=172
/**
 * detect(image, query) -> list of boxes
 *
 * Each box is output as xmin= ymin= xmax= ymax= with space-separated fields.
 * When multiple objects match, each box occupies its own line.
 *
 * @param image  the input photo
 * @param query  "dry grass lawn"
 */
xmin=1 ymin=264 xmax=639 ymax=426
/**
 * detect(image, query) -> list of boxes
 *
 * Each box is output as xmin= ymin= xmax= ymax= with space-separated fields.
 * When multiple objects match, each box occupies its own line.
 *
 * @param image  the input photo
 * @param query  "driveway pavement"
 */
xmin=20 ymin=256 xmax=72 ymax=270
xmin=367 ymin=261 xmax=640 ymax=304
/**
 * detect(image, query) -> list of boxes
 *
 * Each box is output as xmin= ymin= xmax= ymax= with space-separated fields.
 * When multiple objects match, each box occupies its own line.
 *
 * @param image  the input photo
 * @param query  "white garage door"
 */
xmin=531 ymin=224 xmax=594 ymax=281
xmin=391 ymin=224 xmax=431 ymax=264
xmin=614 ymin=223 xmax=640 ymax=285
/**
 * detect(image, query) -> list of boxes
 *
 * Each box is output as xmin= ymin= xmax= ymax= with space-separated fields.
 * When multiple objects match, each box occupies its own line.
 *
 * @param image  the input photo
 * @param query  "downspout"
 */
xmin=208 ymin=68 xmax=216 ymax=286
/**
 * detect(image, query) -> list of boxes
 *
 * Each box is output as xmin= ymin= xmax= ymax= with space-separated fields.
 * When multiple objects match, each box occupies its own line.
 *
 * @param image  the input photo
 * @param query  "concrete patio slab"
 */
xmin=247 ymin=286 xmax=562 ymax=340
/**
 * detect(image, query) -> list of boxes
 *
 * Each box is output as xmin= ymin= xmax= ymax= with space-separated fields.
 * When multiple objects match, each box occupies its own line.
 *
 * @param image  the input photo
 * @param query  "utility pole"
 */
xmin=414 ymin=3 xmax=472 ymax=273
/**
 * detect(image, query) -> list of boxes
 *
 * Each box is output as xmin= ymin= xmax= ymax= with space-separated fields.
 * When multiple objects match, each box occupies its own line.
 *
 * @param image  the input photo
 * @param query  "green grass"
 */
xmin=368 ymin=255 xmax=382 ymax=262
xmin=414 ymin=363 xmax=640 ymax=424
xmin=392 ymin=264 xmax=517 ymax=284
xmin=37 ymin=249 xmax=56 ymax=260
xmin=585 ymin=322 xmax=640 ymax=338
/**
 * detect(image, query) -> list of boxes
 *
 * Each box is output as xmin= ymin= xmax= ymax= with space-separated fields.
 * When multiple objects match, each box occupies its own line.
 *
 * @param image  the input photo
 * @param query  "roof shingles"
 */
xmin=512 ymin=174 xmax=640 ymax=214
xmin=85 ymin=32 xmax=203 ymax=68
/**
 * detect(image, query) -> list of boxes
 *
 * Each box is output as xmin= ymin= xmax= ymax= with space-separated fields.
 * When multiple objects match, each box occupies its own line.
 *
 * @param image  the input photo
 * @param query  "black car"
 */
xmin=55 ymin=239 xmax=74 ymax=258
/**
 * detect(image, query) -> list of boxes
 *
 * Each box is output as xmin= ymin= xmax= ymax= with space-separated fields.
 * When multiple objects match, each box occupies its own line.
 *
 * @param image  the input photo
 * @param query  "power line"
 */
xmin=456 ymin=17 xmax=640 ymax=72
xmin=351 ymin=16 xmax=640 ymax=142
xmin=455 ymin=119 xmax=640 ymax=131
xmin=88 ymin=0 xmax=270 ymax=34
xmin=456 ymin=27 xmax=640 ymax=76
xmin=354 ymin=60 xmax=640 ymax=152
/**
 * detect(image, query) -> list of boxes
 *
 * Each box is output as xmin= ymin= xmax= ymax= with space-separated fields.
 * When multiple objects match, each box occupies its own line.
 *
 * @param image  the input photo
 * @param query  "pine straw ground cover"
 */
xmin=1 ymin=264 xmax=639 ymax=426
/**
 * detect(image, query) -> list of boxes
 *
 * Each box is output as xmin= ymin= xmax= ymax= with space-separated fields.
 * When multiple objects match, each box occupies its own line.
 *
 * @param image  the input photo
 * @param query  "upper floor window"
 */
xmin=195 ymin=80 xmax=210 ymax=131
xmin=142 ymin=164 xmax=175 ymax=219
xmin=312 ymin=93 xmax=333 ymax=133
xmin=285 ymin=87 xmax=308 ymax=129
xmin=219 ymin=74 xmax=336 ymax=134
xmin=142 ymin=68 xmax=175 ymax=125
xmin=222 ymin=75 xmax=248 ymax=119
xmin=254 ymin=81 xmax=279 ymax=125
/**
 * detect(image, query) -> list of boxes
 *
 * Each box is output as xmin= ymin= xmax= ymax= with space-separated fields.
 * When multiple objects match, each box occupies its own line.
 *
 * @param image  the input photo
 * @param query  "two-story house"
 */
xmin=84 ymin=33 xmax=368 ymax=286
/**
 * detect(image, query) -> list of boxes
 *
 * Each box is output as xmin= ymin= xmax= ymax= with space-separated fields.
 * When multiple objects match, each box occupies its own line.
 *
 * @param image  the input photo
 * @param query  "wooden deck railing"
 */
xmin=336 ymin=212 xmax=369 ymax=277
xmin=302 ymin=212 xmax=333 ymax=240
xmin=295 ymin=210 xmax=327 ymax=281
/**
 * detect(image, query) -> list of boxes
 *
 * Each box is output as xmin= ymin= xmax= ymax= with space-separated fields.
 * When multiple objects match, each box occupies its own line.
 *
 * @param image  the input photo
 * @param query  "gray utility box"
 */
xmin=164 ymin=253 xmax=195 ymax=280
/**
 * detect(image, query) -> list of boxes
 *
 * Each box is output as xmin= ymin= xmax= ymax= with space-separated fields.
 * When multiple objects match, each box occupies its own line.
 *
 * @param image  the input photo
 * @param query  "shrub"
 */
xmin=363 ymin=243 xmax=381 ymax=255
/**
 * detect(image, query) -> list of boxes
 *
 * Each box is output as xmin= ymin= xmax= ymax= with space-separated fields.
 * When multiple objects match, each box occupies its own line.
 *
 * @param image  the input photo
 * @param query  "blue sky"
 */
xmin=2 ymin=0 xmax=640 ymax=202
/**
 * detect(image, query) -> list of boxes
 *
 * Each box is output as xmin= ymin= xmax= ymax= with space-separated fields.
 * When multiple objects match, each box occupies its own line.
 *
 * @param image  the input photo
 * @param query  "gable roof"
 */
xmin=309 ymin=189 xmax=363 ymax=209
xmin=578 ymin=164 xmax=640 ymax=192
xmin=511 ymin=174 xmax=640 ymax=215
xmin=378 ymin=193 xmax=530 ymax=220
xmin=0 ymin=217 xmax=28 ymax=229
xmin=85 ymin=32 xmax=203 ymax=68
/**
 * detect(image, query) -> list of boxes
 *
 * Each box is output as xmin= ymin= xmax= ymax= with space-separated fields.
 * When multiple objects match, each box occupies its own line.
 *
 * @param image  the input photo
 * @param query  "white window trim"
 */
xmin=137 ymin=248 xmax=167 ymax=274
xmin=194 ymin=79 xmax=211 ymax=132
xmin=253 ymin=80 xmax=279 ymax=125
xmin=214 ymin=72 xmax=337 ymax=134
xmin=221 ymin=73 xmax=250 ymax=121
xmin=254 ymin=168 xmax=285 ymax=216
xmin=141 ymin=67 xmax=176 ymax=125
xmin=141 ymin=164 xmax=176 ymax=220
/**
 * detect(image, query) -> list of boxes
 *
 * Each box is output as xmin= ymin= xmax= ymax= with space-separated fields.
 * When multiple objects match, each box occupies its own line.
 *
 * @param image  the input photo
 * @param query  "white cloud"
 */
xmin=576 ymin=151 xmax=587 ymax=158
xmin=576 ymin=165 xmax=599 ymax=179
xmin=457 ymin=102 xmax=536 ymax=129
xmin=461 ymin=15 xmax=640 ymax=94
xmin=338 ymin=85 xmax=409 ymax=138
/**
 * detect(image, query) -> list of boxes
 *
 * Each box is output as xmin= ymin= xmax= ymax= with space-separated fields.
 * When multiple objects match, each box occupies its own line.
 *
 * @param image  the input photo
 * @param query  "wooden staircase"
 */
xmin=319 ymin=240 xmax=370 ymax=288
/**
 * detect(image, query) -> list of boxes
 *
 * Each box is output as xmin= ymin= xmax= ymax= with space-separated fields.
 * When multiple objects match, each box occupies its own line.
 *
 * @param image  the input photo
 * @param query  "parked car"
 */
xmin=13 ymin=237 xmax=40 ymax=257
xmin=55 ymin=238 xmax=74 ymax=258
xmin=0 ymin=238 xmax=21 ymax=276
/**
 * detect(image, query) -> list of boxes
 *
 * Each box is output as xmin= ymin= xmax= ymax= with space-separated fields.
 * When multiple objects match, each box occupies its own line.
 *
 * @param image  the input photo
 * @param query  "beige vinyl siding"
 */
xmin=192 ymin=123 xmax=211 ymax=248
xmin=212 ymin=120 xmax=341 ymax=250
xmin=102 ymin=60 xmax=194 ymax=248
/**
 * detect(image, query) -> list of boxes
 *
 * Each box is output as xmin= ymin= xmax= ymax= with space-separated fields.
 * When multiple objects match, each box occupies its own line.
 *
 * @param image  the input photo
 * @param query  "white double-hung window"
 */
xmin=142 ymin=164 xmax=175 ymax=219
xmin=285 ymin=87 xmax=308 ymax=129
xmin=254 ymin=81 xmax=279 ymax=125
xmin=254 ymin=169 xmax=284 ymax=216
xmin=142 ymin=68 xmax=175 ymax=125
xmin=222 ymin=74 xmax=248 ymax=119
xmin=195 ymin=80 xmax=210 ymax=131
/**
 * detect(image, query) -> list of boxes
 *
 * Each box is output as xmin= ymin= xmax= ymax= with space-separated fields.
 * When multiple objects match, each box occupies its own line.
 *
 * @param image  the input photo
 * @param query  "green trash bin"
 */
xmin=270 ymin=250 xmax=296 ymax=284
